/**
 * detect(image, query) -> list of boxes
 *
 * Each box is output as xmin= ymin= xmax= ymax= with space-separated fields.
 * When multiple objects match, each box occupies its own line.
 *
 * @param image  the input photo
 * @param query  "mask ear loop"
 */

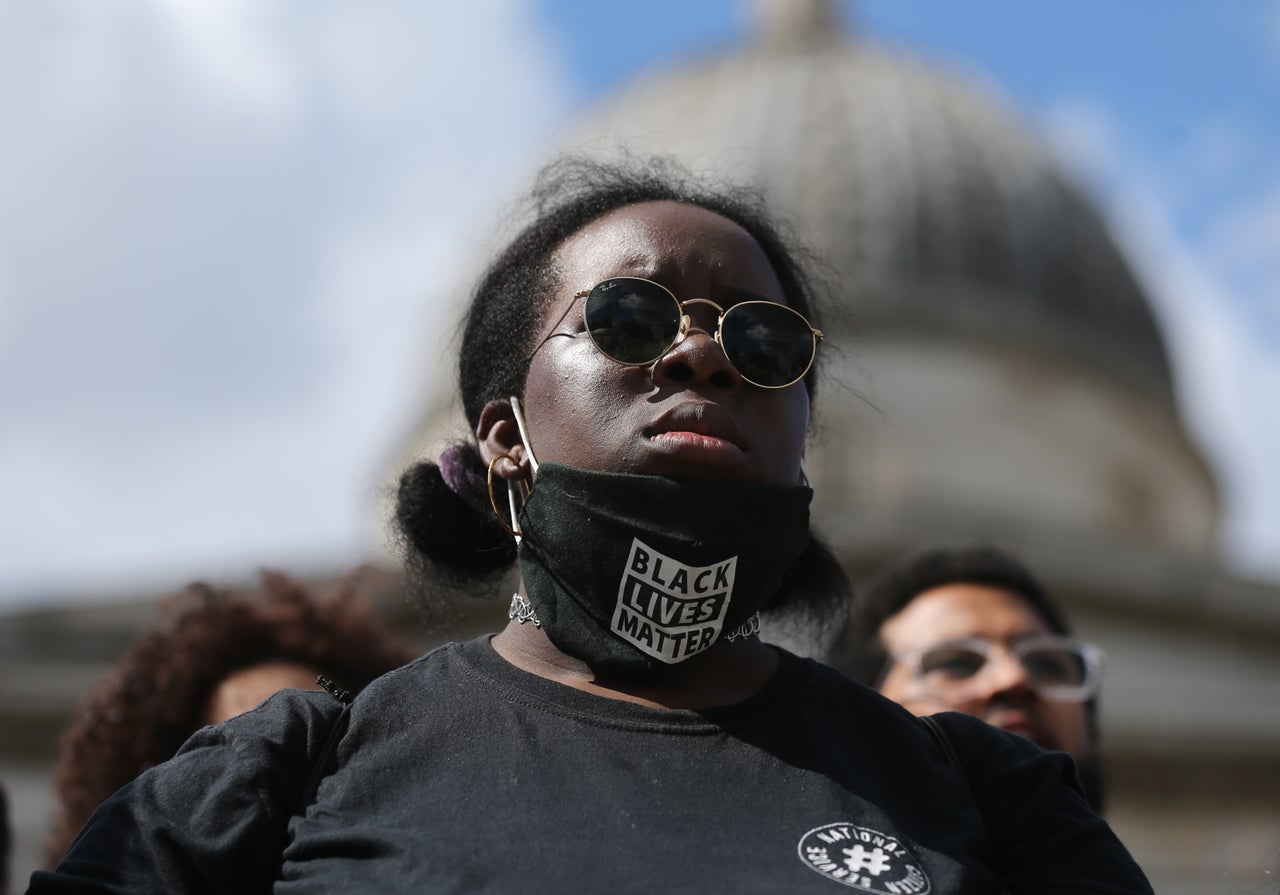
xmin=800 ymin=459 xmax=811 ymax=488
xmin=487 ymin=454 xmax=529 ymax=542
xmin=487 ymin=396 xmax=538 ymax=544
xmin=510 ymin=396 xmax=539 ymax=474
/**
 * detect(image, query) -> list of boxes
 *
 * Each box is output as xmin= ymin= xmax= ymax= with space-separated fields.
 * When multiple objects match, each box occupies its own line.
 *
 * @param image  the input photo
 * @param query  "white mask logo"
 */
xmin=610 ymin=538 xmax=736 ymax=663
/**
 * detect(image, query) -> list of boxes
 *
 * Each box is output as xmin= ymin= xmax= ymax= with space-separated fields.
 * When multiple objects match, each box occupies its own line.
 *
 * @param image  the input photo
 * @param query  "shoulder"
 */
xmin=927 ymin=712 xmax=1153 ymax=893
xmin=344 ymin=638 xmax=474 ymax=711
xmin=137 ymin=686 xmax=353 ymax=831
xmin=167 ymin=686 xmax=350 ymax=779
xmin=215 ymin=686 xmax=348 ymax=740
xmin=927 ymin=709 xmax=1043 ymax=753
xmin=926 ymin=710 xmax=1082 ymax=795
xmin=783 ymin=651 xmax=936 ymax=728
xmin=33 ymin=688 xmax=353 ymax=893
xmin=768 ymin=651 xmax=954 ymax=761
xmin=923 ymin=710 xmax=1088 ymax=815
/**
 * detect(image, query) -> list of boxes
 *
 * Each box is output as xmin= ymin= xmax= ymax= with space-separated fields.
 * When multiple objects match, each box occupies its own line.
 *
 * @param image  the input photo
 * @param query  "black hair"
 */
xmin=845 ymin=544 xmax=1105 ymax=812
xmin=845 ymin=545 xmax=1072 ymax=687
xmin=394 ymin=154 xmax=839 ymax=620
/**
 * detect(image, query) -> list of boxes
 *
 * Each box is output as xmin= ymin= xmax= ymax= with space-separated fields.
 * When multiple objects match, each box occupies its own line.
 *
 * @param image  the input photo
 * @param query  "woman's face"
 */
xmin=518 ymin=200 xmax=810 ymax=485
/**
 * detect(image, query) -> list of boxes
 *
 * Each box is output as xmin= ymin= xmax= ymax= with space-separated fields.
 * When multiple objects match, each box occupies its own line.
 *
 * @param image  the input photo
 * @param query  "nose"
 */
xmin=979 ymin=648 xmax=1037 ymax=700
xmin=650 ymin=316 xmax=742 ymax=391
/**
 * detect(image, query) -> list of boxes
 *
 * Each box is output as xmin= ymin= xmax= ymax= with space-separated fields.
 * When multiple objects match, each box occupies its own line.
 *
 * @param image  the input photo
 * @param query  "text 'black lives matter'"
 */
xmin=610 ymin=538 xmax=737 ymax=663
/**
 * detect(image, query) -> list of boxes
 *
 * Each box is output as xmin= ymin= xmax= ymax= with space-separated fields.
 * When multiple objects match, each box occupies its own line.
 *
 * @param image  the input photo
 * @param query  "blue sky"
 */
xmin=0 ymin=0 xmax=1276 ymax=609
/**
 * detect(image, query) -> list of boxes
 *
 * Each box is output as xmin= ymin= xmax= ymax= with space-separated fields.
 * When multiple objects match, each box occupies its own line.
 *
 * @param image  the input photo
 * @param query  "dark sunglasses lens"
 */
xmin=720 ymin=303 xmax=815 ymax=387
xmin=584 ymin=280 xmax=681 ymax=364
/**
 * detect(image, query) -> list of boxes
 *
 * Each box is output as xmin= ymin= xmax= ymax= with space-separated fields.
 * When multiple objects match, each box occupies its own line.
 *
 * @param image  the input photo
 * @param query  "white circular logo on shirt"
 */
xmin=797 ymin=823 xmax=931 ymax=893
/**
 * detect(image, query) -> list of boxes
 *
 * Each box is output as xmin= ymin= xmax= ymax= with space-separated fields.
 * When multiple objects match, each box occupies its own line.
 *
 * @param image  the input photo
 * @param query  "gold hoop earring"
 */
xmin=487 ymin=453 xmax=529 ymax=539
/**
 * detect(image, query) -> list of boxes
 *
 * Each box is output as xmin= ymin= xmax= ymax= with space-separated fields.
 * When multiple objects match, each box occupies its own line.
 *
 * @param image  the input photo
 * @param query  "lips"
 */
xmin=646 ymin=402 xmax=748 ymax=452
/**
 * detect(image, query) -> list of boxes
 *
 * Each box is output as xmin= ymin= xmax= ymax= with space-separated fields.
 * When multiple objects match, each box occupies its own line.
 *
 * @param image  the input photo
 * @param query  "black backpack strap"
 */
xmin=920 ymin=714 xmax=975 ymax=802
xmin=298 ymin=701 xmax=351 ymax=812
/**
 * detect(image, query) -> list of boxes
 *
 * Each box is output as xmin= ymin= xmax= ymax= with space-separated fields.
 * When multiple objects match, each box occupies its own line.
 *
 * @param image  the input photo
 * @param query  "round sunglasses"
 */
xmin=576 ymin=277 xmax=823 ymax=389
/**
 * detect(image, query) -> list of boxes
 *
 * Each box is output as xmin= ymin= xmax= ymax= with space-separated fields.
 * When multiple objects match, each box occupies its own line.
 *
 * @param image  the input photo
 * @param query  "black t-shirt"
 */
xmin=32 ymin=637 xmax=1151 ymax=893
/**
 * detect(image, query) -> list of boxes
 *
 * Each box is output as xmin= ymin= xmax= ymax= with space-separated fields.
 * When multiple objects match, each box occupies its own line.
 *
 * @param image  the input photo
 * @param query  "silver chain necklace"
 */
xmin=507 ymin=593 xmax=761 ymax=642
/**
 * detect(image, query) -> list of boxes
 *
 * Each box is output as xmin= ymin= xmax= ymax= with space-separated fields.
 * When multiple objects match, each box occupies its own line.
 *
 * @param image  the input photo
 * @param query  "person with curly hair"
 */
xmin=44 ymin=569 xmax=414 ymax=867
xmin=32 ymin=156 xmax=1150 ymax=892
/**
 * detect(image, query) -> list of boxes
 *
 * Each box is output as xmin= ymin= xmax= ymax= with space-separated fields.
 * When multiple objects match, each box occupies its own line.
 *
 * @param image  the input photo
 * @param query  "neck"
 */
xmin=491 ymin=617 xmax=779 ymax=710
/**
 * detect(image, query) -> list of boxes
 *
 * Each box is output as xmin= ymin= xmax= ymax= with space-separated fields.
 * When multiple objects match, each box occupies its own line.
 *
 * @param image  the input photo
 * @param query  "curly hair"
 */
xmin=393 ymin=154 xmax=846 ymax=623
xmin=45 ymin=569 xmax=415 ymax=867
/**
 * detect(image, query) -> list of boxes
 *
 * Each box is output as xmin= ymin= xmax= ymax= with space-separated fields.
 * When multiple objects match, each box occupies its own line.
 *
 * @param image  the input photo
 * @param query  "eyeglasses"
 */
xmin=575 ymin=277 xmax=823 ymax=389
xmin=893 ymin=635 xmax=1104 ymax=703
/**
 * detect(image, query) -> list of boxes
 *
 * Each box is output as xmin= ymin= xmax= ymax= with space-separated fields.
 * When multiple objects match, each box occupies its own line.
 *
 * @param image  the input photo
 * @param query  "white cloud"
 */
xmin=145 ymin=0 xmax=303 ymax=114
xmin=1044 ymin=99 xmax=1280 ymax=582
xmin=1205 ymin=178 xmax=1280 ymax=316
xmin=1122 ymin=197 xmax=1280 ymax=578
xmin=0 ymin=257 xmax=8 ymax=337
xmin=1040 ymin=101 xmax=1116 ymax=184
xmin=0 ymin=1 xmax=572 ymax=607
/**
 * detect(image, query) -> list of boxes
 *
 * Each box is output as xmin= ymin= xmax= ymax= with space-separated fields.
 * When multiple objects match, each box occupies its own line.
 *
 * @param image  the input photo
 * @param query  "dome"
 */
xmin=561 ymin=0 xmax=1220 ymax=553
xmin=565 ymin=4 xmax=1171 ymax=402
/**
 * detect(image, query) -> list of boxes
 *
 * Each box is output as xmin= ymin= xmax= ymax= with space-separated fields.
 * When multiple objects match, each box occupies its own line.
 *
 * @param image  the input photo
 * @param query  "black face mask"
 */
xmin=516 ymin=463 xmax=812 ymax=672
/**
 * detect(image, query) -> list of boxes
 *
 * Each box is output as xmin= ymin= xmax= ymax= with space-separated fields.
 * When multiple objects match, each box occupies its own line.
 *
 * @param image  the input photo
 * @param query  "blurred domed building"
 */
xmin=562 ymin=0 xmax=1218 ymax=559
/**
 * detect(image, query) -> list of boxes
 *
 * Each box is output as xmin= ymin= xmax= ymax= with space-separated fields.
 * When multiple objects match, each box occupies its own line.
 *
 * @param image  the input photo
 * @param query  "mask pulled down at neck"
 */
xmin=515 ymin=463 xmax=812 ymax=673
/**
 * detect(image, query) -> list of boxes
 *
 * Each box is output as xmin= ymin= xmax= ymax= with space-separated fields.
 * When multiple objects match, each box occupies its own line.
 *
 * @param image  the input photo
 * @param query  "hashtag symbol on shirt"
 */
xmin=843 ymin=845 xmax=892 ymax=876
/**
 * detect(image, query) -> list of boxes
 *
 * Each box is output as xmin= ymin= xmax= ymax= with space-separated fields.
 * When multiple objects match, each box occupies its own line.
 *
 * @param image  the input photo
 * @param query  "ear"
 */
xmin=476 ymin=399 xmax=531 ymax=480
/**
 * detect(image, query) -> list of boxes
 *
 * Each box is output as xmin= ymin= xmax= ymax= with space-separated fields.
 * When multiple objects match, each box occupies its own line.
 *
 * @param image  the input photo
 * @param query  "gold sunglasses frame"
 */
xmin=575 ymin=276 xmax=823 ymax=390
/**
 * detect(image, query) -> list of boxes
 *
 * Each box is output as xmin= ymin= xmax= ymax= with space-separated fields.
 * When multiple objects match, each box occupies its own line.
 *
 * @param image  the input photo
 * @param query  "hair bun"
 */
xmin=394 ymin=457 xmax=516 ymax=575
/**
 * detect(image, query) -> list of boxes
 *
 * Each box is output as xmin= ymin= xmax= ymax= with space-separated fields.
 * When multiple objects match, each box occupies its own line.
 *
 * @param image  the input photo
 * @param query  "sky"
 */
xmin=0 ymin=0 xmax=1276 ymax=611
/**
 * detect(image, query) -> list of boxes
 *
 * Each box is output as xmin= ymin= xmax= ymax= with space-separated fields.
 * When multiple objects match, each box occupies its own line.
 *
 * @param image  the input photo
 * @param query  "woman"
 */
xmin=31 ymin=158 xmax=1151 ymax=893
xmin=43 ymin=569 xmax=414 ymax=868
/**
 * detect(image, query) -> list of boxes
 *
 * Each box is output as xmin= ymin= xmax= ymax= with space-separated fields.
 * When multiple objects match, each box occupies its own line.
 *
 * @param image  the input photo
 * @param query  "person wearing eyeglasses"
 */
xmin=31 ymin=158 xmax=1150 ymax=893
xmin=847 ymin=545 xmax=1108 ymax=812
